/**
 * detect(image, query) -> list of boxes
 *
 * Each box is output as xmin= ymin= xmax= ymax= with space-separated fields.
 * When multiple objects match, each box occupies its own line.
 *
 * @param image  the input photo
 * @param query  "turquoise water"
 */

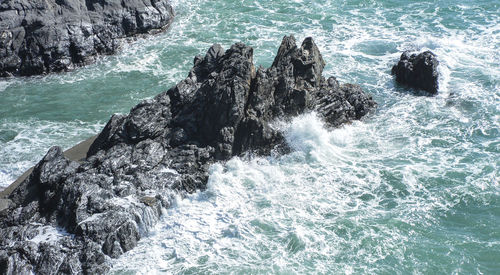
xmin=1 ymin=0 xmax=499 ymax=273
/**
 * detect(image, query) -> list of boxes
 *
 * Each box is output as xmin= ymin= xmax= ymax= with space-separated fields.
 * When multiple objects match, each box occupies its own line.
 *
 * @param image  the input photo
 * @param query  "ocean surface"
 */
xmin=1 ymin=0 xmax=499 ymax=273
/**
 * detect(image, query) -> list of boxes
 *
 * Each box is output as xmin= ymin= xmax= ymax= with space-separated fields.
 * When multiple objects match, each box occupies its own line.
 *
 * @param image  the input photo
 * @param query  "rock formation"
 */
xmin=391 ymin=51 xmax=439 ymax=94
xmin=0 ymin=0 xmax=174 ymax=77
xmin=0 ymin=36 xmax=376 ymax=274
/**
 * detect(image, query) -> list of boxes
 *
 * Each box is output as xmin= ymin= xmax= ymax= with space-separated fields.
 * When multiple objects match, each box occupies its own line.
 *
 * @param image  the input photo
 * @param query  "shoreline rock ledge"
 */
xmin=0 ymin=0 xmax=174 ymax=77
xmin=0 ymin=35 xmax=376 ymax=274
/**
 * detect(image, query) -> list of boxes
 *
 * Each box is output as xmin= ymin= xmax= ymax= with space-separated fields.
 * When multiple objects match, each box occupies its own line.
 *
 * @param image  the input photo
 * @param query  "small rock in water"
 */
xmin=391 ymin=51 xmax=439 ymax=94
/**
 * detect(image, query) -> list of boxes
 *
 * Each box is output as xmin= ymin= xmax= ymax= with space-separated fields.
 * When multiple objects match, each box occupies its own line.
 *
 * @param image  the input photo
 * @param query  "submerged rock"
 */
xmin=391 ymin=51 xmax=439 ymax=94
xmin=0 ymin=35 xmax=376 ymax=274
xmin=0 ymin=0 xmax=174 ymax=77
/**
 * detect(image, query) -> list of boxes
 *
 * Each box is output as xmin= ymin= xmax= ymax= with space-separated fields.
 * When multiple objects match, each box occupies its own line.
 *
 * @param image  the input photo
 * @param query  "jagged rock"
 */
xmin=0 ymin=0 xmax=174 ymax=77
xmin=391 ymin=51 xmax=439 ymax=94
xmin=0 ymin=35 xmax=376 ymax=274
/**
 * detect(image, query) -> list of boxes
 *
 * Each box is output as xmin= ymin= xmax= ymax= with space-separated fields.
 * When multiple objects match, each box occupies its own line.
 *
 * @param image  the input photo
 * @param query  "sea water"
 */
xmin=0 ymin=0 xmax=498 ymax=273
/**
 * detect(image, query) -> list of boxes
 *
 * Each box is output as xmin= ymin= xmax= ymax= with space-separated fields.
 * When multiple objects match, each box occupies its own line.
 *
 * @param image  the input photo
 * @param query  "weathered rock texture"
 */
xmin=0 ymin=36 xmax=376 ymax=274
xmin=0 ymin=0 xmax=174 ymax=77
xmin=391 ymin=51 xmax=439 ymax=94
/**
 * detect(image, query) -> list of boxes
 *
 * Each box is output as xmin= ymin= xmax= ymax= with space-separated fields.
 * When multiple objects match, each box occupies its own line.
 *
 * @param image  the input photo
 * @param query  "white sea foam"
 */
xmin=29 ymin=225 xmax=71 ymax=245
xmin=0 ymin=80 xmax=12 ymax=92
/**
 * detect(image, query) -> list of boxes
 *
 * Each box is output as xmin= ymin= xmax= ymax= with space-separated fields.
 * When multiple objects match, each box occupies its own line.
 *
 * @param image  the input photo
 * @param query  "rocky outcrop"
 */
xmin=0 ymin=0 xmax=174 ymax=77
xmin=391 ymin=51 xmax=439 ymax=94
xmin=0 ymin=36 xmax=376 ymax=274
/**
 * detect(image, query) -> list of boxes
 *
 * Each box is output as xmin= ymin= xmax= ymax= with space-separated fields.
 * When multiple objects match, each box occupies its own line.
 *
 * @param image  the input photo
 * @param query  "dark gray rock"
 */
xmin=391 ymin=51 xmax=439 ymax=94
xmin=0 ymin=35 xmax=376 ymax=274
xmin=0 ymin=0 xmax=174 ymax=77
